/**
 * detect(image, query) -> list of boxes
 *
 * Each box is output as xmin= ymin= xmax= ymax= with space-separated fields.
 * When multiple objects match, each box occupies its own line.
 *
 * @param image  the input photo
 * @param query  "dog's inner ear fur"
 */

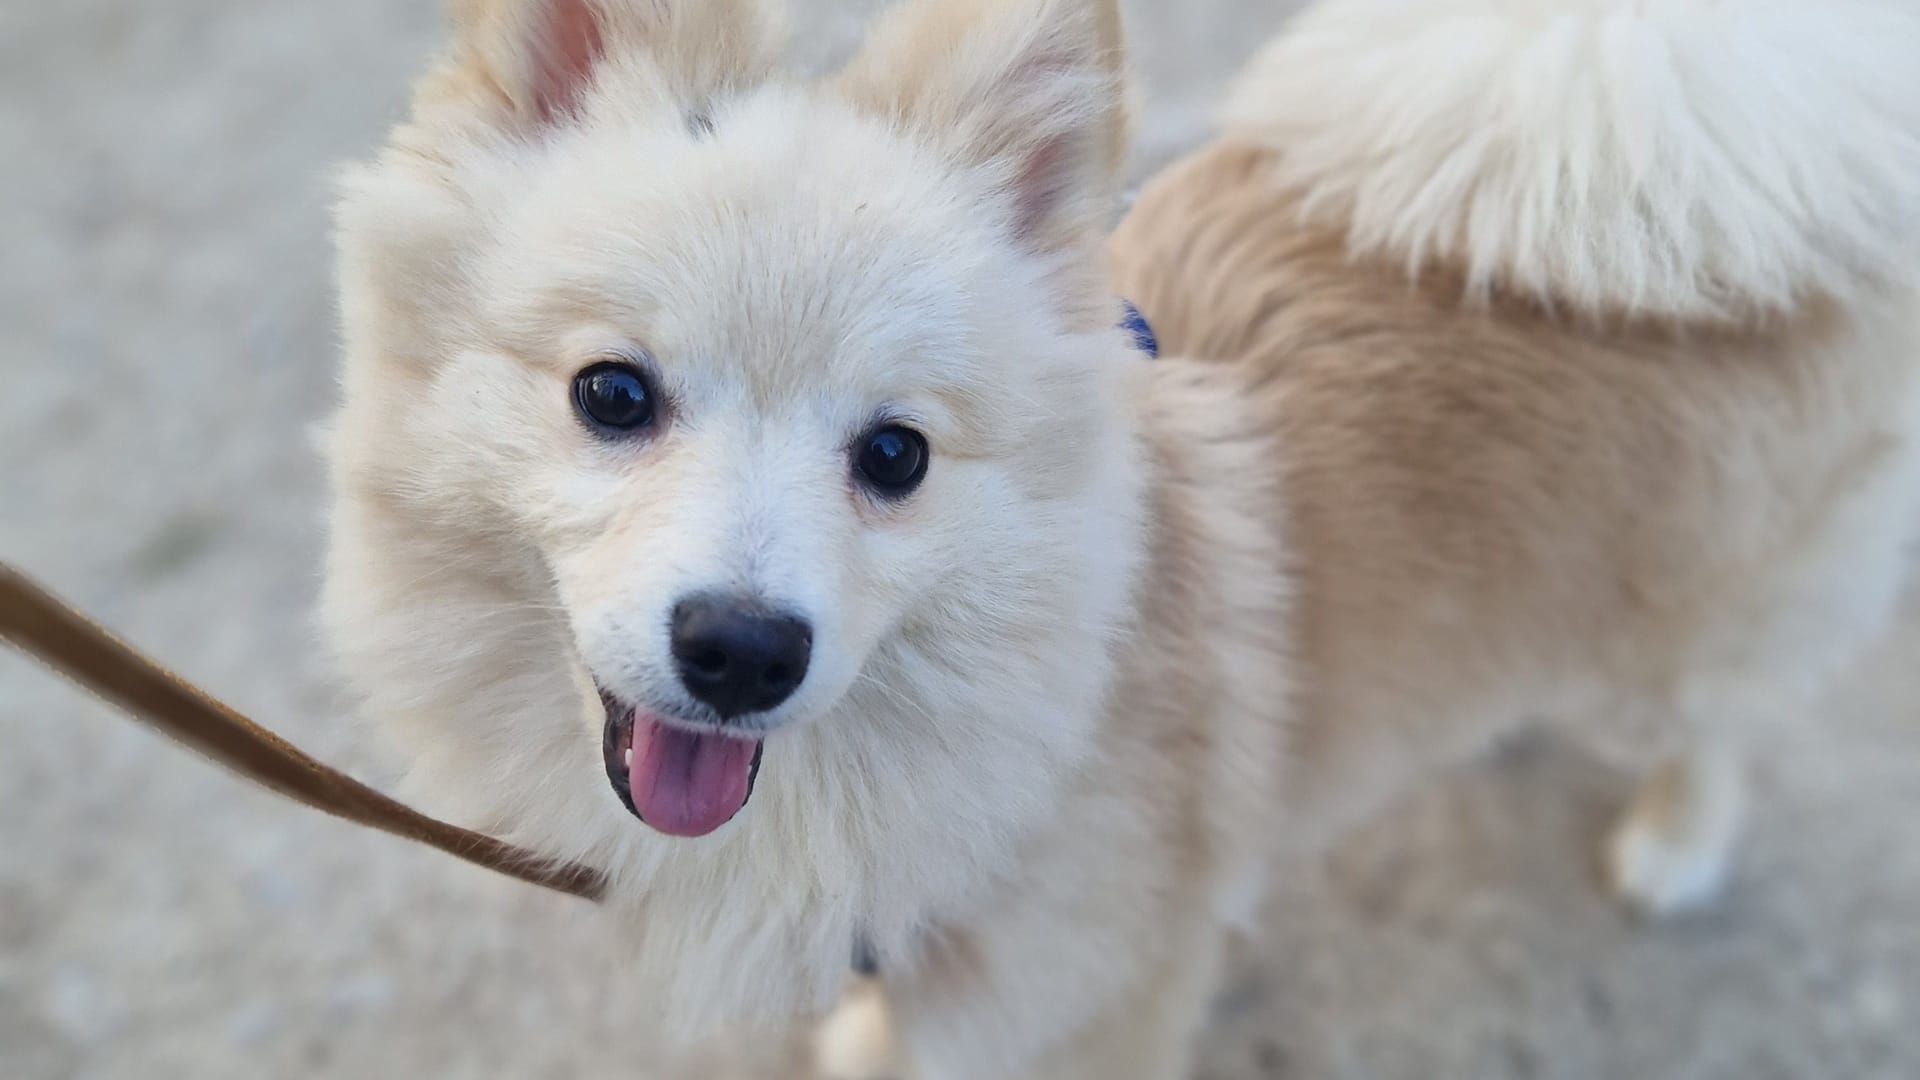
xmin=837 ymin=0 xmax=1129 ymax=261
xmin=442 ymin=0 xmax=784 ymax=131
xmin=451 ymin=0 xmax=607 ymax=124
xmin=525 ymin=0 xmax=605 ymax=121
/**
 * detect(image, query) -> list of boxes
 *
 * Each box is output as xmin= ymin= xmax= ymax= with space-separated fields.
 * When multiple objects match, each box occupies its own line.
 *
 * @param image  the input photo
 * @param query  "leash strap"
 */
xmin=0 ymin=561 xmax=607 ymax=902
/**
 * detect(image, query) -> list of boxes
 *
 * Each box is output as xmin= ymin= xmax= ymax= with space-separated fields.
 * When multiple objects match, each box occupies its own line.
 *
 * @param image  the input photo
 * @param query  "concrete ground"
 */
xmin=3 ymin=1 xmax=1917 ymax=1077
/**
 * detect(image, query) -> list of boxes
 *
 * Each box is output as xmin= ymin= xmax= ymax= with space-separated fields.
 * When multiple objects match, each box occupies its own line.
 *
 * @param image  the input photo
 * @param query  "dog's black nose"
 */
xmin=670 ymin=594 xmax=812 ymax=718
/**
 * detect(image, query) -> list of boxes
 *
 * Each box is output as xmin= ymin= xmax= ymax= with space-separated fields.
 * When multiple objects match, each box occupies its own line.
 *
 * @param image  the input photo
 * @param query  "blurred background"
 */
xmin=3 ymin=1 xmax=1918 ymax=1077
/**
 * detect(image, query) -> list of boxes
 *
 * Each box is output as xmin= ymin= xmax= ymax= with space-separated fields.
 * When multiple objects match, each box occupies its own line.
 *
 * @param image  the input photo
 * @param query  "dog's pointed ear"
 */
xmin=430 ymin=0 xmax=785 ymax=130
xmin=837 ymin=0 xmax=1129 ymax=260
xmin=457 ymin=0 xmax=606 ymax=123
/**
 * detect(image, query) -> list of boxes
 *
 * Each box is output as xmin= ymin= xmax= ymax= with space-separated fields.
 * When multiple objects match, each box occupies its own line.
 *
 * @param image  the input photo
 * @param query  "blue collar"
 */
xmin=1120 ymin=300 xmax=1158 ymax=358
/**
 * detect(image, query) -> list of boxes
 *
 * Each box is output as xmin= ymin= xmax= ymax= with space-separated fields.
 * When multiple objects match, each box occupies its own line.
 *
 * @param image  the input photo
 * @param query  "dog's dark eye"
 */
xmin=573 ymin=362 xmax=656 ymax=433
xmin=854 ymin=424 xmax=929 ymax=496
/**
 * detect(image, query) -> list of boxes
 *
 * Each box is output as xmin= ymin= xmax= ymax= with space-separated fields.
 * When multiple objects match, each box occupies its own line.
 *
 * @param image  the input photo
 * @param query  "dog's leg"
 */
xmin=1009 ymin=919 xmax=1226 ymax=1080
xmin=876 ymin=904 xmax=1225 ymax=1080
xmin=814 ymin=975 xmax=901 ymax=1080
xmin=1603 ymin=745 xmax=1747 ymax=918
xmin=816 ymin=939 xmax=1222 ymax=1080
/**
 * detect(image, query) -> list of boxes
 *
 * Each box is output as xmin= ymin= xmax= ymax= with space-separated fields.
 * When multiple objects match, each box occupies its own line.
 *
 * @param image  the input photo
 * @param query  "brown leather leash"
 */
xmin=0 ymin=561 xmax=608 ymax=902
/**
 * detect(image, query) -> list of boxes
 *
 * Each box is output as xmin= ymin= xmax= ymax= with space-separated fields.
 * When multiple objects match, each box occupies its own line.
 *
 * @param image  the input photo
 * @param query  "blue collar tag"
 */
xmin=1119 ymin=300 xmax=1158 ymax=358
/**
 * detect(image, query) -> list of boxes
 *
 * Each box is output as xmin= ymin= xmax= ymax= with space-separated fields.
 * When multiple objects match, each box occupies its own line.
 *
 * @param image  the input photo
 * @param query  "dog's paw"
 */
xmin=813 ymin=979 xmax=901 ymax=1080
xmin=1603 ymin=808 xmax=1733 ymax=918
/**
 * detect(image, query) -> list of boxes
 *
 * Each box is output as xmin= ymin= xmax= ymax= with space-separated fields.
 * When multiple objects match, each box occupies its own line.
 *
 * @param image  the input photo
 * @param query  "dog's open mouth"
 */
xmin=601 ymin=695 xmax=764 ymax=838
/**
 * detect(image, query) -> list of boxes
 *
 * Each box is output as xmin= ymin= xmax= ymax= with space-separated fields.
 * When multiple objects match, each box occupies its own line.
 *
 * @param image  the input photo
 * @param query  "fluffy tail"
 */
xmin=1219 ymin=0 xmax=1920 ymax=321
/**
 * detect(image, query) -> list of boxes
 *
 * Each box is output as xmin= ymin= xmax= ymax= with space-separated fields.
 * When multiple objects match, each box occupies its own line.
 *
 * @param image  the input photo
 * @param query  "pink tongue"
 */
xmin=627 ymin=717 xmax=759 ymax=838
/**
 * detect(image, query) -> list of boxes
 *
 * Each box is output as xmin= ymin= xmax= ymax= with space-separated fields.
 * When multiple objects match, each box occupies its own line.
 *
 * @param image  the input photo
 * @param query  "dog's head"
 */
xmin=325 ymin=0 xmax=1144 ymax=860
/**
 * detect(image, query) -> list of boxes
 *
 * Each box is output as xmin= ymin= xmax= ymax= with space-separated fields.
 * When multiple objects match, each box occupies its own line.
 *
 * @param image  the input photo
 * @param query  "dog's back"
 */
xmin=1111 ymin=0 xmax=1920 ymax=886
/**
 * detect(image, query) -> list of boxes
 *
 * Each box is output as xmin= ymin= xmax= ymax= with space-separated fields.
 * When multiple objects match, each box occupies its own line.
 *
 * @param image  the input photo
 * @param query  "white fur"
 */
xmin=815 ymin=976 xmax=903 ymax=1079
xmin=1221 ymin=0 xmax=1920 ymax=319
xmin=1605 ymin=751 xmax=1747 ymax=917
